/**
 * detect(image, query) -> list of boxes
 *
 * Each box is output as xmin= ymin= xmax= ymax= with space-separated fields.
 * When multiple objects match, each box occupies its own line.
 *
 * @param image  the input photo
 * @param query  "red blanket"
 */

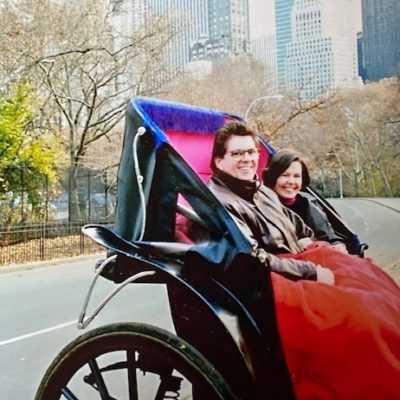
xmin=274 ymin=242 xmax=400 ymax=400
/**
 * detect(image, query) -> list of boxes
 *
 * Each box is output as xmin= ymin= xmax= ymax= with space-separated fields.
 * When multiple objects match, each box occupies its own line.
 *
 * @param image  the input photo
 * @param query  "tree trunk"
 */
xmin=68 ymin=167 xmax=81 ymax=222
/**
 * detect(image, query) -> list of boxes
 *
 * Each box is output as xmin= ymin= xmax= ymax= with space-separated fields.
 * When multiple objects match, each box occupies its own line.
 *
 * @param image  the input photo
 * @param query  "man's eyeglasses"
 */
xmin=225 ymin=148 xmax=260 ymax=161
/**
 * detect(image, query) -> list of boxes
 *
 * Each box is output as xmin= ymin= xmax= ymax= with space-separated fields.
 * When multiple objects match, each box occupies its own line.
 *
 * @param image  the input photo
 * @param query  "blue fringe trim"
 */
xmin=133 ymin=96 xmax=226 ymax=135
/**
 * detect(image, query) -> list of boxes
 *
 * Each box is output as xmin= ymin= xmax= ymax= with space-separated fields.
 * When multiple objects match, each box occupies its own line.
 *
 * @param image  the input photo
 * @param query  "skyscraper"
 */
xmin=249 ymin=0 xmax=276 ymax=90
xmin=147 ymin=0 xmax=209 ymax=75
xmin=110 ymin=0 xmax=148 ymax=38
xmin=285 ymin=0 xmax=360 ymax=99
xmin=357 ymin=31 xmax=367 ymax=81
xmin=251 ymin=34 xmax=277 ymax=89
xmin=190 ymin=0 xmax=250 ymax=64
xmin=208 ymin=0 xmax=250 ymax=55
xmin=362 ymin=0 xmax=400 ymax=81
xmin=275 ymin=0 xmax=295 ymax=90
xmin=111 ymin=0 xmax=251 ymax=78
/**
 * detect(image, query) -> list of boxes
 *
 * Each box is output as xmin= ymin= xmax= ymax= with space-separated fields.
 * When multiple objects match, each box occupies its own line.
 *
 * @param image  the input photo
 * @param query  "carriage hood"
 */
xmin=113 ymin=96 xmax=254 ymax=270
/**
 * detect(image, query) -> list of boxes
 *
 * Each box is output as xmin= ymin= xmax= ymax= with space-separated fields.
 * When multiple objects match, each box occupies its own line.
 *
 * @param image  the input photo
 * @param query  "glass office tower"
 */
xmin=362 ymin=0 xmax=400 ymax=81
xmin=285 ymin=0 xmax=359 ymax=99
xmin=191 ymin=0 xmax=250 ymax=64
xmin=275 ymin=0 xmax=295 ymax=90
xmin=147 ymin=0 xmax=209 ymax=74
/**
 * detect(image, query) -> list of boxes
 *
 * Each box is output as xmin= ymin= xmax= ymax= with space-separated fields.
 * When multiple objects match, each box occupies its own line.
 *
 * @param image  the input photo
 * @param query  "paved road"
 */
xmin=328 ymin=198 xmax=400 ymax=267
xmin=1 ymin=198 xmax=399 ymax=399
xmin=0 ymin=256 xmax=174 ymax=400
xmin=365 ymin=197 xmax=400 ymax=213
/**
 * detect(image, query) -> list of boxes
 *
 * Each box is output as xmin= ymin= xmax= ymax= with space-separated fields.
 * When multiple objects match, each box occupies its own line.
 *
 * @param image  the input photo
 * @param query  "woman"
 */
xmin=209 ymin=122 xmax=400 ymax=400
xmin=263 ymin=149 xmax=347 ymax=252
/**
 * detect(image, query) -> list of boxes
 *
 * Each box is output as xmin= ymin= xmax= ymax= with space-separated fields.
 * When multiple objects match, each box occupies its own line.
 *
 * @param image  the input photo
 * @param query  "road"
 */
xmin=328 ymin=198 xmax=400 ymax=266
xmin=0 ymin=198 xmax=399 ymax=399
xmin=0 ymin=256 xmax=174 ymax=400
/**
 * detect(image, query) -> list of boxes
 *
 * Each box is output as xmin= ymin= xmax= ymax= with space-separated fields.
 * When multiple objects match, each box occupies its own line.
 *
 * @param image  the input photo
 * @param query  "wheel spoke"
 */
xmin=61 ymin=387 xmax=79 ymax=400
xmin=126 ymin=349 xmax=139 ymax=400
xmin=35 ymin=323 xmax=236 ymax=400
xmin=88 ymin=359 xmax=111 ymax=400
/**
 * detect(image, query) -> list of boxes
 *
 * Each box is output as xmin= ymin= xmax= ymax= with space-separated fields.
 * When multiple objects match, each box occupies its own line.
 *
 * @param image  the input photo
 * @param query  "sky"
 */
xmin=248 ymin=0 xmax=362 ymax=39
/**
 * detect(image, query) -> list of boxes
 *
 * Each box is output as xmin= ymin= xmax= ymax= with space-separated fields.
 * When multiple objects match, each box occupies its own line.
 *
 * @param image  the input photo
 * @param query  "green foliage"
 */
xmin=0 ymin=83 xmax=33 ymax=173
xmin=0 ymin=83 xmax=61 ymax=223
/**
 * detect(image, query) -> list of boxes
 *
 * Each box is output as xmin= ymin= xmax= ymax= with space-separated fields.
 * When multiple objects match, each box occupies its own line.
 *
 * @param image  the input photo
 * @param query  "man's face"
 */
xmin=214 ymin=135 xmax=259 ymax=181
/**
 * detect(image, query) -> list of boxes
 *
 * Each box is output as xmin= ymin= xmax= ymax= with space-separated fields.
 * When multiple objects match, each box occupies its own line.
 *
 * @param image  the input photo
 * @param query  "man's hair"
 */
xmin=210 ymin=121 xmax=258 ymax=172
xmin=263 ymin=149 xmax=311 ymax=189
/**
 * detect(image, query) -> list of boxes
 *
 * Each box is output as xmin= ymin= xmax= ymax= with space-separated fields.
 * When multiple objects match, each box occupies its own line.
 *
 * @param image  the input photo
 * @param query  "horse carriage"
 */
xmin=34 ymin=97 xmax=399 ymax=400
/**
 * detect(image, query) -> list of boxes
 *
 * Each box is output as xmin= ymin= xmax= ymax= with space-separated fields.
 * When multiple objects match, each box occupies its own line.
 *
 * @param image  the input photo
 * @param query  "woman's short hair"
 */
xmin=263 ymin=149 xmax=311 ymax=190
xmin=210 ymin=121 xmax=258 ymax=172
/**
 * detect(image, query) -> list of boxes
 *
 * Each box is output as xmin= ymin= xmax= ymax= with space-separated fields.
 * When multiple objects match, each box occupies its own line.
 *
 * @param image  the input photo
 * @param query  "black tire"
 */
xmin=35 ymin=322 xmax=238 ymax=400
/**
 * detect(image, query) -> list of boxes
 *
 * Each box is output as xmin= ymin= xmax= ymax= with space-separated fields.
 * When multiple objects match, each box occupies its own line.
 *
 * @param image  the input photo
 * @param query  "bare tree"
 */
xmin=274 ymin=80 xmax=400 ymax=197
xmin=161 ymin=53 xmax=270 ymax=116
xmin=247 ymin=87 xmax=338 ymax=144
xmin=337 ymin=81 xmax=400 ymax=197
xmin=380 ymin=77 xmax=400 ymax=154
xmin=0 ymin=0 xmax=183 ymax=220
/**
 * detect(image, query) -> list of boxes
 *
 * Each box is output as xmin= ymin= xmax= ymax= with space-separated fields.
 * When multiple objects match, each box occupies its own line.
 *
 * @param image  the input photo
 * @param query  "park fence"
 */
xmin=0 ymin=166 xmax=117 ymax=266
xmin=0 ymin=221 xmax=108 ymax=266
xmin=0 ymin=167 xmax=116 ymax=226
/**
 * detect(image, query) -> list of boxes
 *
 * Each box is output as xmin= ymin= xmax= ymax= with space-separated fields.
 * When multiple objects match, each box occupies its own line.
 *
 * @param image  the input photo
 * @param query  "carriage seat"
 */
xmin=175 ymin=203 xmax=210 ymax=244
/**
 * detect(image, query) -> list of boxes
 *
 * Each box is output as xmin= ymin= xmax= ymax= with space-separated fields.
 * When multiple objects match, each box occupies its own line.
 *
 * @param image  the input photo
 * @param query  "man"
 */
xmin=208 ymin=121 xmax=334 ymax=284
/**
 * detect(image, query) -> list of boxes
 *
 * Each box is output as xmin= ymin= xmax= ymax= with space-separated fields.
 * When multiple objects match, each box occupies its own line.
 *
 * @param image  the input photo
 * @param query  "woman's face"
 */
xmin=274 ymin=161 xmax=302 ymax=200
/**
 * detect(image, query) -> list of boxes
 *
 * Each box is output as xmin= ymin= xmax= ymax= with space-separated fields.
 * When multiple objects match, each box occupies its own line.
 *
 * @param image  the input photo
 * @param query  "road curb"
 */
xmin=384 ymin=259 xmax=400 ymax=285
xmin=364 ymin=198 xmax=400 ymax=214
xmin=0 ymin=252 xmax=105 ymax=275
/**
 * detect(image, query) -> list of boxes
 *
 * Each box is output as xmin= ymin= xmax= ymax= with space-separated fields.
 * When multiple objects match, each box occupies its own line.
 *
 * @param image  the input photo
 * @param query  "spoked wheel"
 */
xmin=35 ymin=322 xmax=238 ymax=400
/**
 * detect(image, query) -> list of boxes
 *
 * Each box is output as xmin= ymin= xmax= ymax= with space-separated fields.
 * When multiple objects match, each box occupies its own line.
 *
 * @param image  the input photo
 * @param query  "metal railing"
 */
xmin=0 ymin=167 xmax=116 ymax=226
xmin=0 ymin=221 xmax=108 ymax=266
